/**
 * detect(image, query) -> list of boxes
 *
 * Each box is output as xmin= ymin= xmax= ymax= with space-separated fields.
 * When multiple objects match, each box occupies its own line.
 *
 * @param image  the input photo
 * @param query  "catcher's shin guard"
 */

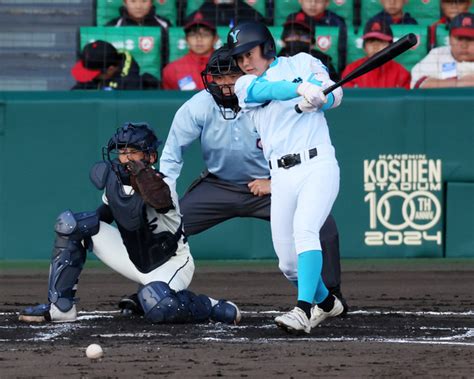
xmin=47 ymin=210 xmax=100 ymax=312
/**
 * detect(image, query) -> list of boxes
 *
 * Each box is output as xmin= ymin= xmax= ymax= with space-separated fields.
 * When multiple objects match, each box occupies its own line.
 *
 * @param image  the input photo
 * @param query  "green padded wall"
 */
xmin=80 ymin=26 xmax=162 ymax=79
xmin=0 ymin=90 xmax=473 ymax=261
xmin=96 ymin=0 xmax=177 ymax=26
xmin=445 ymin=183 xmax=474 ymax=258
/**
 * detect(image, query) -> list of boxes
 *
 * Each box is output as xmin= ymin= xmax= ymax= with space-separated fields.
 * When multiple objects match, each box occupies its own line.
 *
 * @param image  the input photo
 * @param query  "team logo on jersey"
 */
xmin=316 ymin=36 xmax=331 ymax=51
xmin=256 ymin=138 xmax=263 ymax=150
xmin=334 ymin=0 xmax=346 ymax=5
xmin=363 ymin=154 xmax=443 ymax=248
xmin=229 ymin=29 xmax=241 ymax=43
xmin=139 ymin=37 xmax=154 ymax=53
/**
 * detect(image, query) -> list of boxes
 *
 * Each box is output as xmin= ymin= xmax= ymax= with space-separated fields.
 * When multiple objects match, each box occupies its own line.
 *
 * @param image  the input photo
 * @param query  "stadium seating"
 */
xmin=184 ymin=0 xmax=266 ymax=19
xmin=346 ymin=24 xmax=428 ymax=71
xmin=435 ymin=23 xmax=449 ymax=47
xmin=0 ymin=0 xmax=94 ymax=90
xmin=96 ymin=0 xmax=177 ymax=26
xmin=360 ymin=0 xmax=441 ymax=27
xmin=273 ymin=0 xmax=354 ymax=26
xmin=80 ymin=26 xmax=162 ymax=79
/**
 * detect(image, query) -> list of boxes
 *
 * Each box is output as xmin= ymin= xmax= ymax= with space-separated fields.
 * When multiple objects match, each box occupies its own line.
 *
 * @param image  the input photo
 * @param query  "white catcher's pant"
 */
xmin=270 ymin=145 xmax=340 ymax=282
xmin=91 ymin=222 xmax=195 ymax=291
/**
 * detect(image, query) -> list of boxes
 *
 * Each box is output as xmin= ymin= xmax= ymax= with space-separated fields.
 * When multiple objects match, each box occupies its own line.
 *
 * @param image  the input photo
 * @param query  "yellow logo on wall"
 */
xmin=363 ymin=154 xmax=442 ymax=246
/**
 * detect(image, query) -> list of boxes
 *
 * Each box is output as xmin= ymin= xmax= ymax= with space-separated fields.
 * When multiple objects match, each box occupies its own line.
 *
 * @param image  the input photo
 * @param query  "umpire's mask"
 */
xmin=201 ymin=45 xmax=243 ymax=120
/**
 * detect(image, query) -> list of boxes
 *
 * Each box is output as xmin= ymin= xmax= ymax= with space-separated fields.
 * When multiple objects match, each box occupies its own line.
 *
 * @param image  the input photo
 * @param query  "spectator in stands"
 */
xmin=278 ymin=14 xmax=339 ymax=81
xmin=187 ymin=0 xmax=264 ymax=28
xmin=284 ymin=0 xmax=347 ymax=73
xmin=342 ymin=21 xmax=410 ymax=88
xmin=162 ymin=12 xmax=217 ymax=90
xmin=429 ymin=0 xmax=472 ymax=48
xmin=107 ymin=0 xmax=171 ymax=27
xmin=71 ymin=40 xmax=159 ymax=90
xmin=107 ymin=0 xmax=171 ymax=65
xmin=367 ymin=0 xmax=418 ymax=25
xmin=411 ymin=12 xmax=474 ymax=88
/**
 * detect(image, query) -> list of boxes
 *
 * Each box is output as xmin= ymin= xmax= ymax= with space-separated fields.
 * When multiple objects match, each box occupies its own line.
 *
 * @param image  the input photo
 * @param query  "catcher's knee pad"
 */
xmin=176 ymin=290 xmax=212 ymax=322
xmin=55 ymin=210 xmax=100 ymax=241
xmin=48 ymin=210 xmax=100 ymax=312
xmin=138 ymin=281 xmax=187 ymax=323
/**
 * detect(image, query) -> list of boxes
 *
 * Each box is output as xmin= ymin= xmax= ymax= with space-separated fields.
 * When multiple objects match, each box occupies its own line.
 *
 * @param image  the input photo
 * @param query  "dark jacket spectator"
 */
xmin=278 ymin=15 xmax=339 ymax=81
xmin=187 ymin=0 xmax=264 ymax=28
xmin=367 ymin=11 xmax=418 ymax=25
xmin=284 ymin=9 xmax=347 ymax=73
xmin=71 ymin=40 xmax=159 ymax=90
xmin=107 ymin=2 xmax=171 ymax=66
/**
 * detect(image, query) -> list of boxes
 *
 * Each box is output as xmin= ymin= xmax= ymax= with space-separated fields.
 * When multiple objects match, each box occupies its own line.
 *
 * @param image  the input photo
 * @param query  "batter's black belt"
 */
xmin=269 ymin=148 xmax=318 ymax=170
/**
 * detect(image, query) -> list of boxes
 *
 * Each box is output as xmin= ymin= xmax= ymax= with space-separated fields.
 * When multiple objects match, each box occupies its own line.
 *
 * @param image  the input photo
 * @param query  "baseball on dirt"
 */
xmin=86 ymin=343 xmax=103 ymax=359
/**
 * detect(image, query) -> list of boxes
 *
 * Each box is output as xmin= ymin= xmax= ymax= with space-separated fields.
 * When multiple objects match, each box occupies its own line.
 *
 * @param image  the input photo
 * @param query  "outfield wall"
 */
xmin=0 ymin=89 xmax=473 ymax=260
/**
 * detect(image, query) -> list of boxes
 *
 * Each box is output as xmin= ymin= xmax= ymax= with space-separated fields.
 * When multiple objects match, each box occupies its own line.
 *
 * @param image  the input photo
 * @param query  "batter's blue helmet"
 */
xmin=227 ymin=21 xmax=276 ymax=59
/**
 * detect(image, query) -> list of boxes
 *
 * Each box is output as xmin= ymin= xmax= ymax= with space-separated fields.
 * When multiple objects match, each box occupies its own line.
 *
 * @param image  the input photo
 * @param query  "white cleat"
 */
xmin=50 ymin=303 xmax=77 ymax=323
xmin=275 ymin=307 xmax=311 ymax=334
xmin=310 ymin=296 xmax=344 ymax=328
xmin=19 ymin=303 xmax=77 ymax=323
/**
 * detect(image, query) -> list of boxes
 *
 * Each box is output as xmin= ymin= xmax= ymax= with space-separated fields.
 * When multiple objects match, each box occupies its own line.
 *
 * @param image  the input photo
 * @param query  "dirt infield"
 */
xmin=1 ymin=260 xmax=473 ymax=378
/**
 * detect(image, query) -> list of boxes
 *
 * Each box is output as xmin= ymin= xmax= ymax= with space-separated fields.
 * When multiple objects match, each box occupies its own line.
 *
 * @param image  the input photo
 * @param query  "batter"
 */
xmin=228 ymin=21 xmax=345 ymax=333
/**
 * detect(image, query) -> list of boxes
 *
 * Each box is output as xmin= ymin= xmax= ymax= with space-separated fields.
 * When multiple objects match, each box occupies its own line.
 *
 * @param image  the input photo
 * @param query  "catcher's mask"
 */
xmin=103 ymin=122 xmax=161 ymax=185
xmin=201 ymin=45 xmax=242 ymax=120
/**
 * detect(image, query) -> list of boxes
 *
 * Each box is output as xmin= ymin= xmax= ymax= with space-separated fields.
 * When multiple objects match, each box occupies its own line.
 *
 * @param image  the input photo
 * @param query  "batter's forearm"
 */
xmin=247 ymin=80 xmax=300 ymax=103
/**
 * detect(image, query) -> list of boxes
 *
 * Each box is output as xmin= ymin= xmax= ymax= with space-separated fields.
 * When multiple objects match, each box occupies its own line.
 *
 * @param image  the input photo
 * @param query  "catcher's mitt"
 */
xmin=126 ymin=160 xmax=172 ymax=211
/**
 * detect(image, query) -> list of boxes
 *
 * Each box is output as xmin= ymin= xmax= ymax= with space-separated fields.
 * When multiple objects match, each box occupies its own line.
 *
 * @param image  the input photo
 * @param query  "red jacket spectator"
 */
xmin=342 ymin=58 xmax=410 ymax=88
xmin=162 ymin=50 xmax=212 ymax=90
xmin=342 ymin=20 xmax=410 ymax=88
xmin=162 ymin=12 xmax=218 ymax=90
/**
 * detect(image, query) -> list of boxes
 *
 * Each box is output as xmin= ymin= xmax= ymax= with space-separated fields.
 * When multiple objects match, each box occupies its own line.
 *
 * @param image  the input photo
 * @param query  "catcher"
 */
xmin=19 ymin=122 xmax=240 ymax=325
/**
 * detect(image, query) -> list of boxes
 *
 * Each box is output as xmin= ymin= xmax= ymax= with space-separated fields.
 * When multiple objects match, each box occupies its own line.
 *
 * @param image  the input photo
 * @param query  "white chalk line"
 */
xmin=2 ymin=309 xmax=473 ymax=345
xmin=1 ymin=309 xmax=472 ymax=317
xmin=201 ymin=336 xmax=474 ymax=347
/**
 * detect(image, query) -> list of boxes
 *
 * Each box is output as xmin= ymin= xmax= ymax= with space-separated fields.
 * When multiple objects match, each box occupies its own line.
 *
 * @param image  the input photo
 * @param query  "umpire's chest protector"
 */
xmin=90 ymin=162 xmax=178 ymax=273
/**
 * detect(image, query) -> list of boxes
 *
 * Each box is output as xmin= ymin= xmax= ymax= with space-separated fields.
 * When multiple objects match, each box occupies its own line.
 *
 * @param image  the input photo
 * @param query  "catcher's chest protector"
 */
xmin=91 ymin=162 xmax=179 ymax=273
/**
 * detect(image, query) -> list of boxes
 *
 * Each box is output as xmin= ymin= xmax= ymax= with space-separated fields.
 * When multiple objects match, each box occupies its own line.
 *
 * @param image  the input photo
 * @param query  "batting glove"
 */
xmin=296 ymin=98 xmax=318 ymax=113
xmin=297 ymin=82 xmax=327 ymax=109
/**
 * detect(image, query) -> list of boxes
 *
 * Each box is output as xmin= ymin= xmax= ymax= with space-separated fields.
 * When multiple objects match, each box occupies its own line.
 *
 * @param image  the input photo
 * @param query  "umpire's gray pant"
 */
xmin=179 ymin=174 xmax=342 ymax=291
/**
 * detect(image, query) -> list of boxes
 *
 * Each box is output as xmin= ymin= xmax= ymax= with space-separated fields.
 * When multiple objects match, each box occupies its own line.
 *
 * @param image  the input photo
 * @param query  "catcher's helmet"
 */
xmin=201 ymin=45 xmax=242 ymax=120
xmin=105 ymin=122 xmax=161 ymax=157
xmin=227 ymin=21 xmax=276 ymax=59
xmin=103 ymin=122 xmax=161 ymax=186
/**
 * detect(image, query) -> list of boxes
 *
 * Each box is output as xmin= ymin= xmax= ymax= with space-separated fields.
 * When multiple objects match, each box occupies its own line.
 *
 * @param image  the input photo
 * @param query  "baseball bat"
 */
xmin=295 ymin=33 xmax=418 ymax=113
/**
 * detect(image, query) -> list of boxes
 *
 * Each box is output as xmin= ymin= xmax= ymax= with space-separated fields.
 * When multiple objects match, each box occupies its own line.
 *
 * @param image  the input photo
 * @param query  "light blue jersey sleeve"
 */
xmin=159 ymin=98 xmax=203 ymax=182
xmin=235 ymin=74 xmax=300 ymax=109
